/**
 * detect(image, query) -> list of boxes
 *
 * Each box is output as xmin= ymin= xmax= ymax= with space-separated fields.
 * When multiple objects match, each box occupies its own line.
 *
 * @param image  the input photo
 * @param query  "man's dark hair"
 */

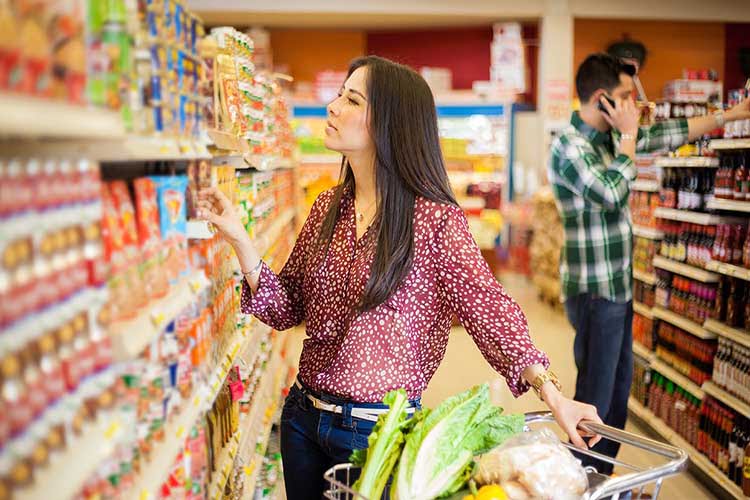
xmin=575 ymin=53 xmax=636 ymax=102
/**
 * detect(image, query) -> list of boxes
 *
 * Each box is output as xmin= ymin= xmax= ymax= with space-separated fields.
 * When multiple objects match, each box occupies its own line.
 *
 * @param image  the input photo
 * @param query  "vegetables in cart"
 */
xmin=393 ymin=384 xmax=524 ymax=500
xmin=350 ymin=384 xmax=523 ymax=500
xmin=473 ymin=428 xmax=588 ymax=499
xmin=350 ymin=389 xmax=422 ymax=500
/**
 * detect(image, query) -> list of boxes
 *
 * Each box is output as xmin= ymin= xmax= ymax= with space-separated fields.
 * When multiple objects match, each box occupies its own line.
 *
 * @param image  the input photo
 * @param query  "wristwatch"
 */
xmin=714 ymin=109 xmax=725 ymax=128
xmin=530 ymin=370 xmax=562 ymax=400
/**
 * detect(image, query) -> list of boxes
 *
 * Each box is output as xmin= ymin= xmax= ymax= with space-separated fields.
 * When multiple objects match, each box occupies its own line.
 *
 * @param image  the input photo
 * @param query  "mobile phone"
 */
xmin=598 ymin=95 xmax=616 ymax=115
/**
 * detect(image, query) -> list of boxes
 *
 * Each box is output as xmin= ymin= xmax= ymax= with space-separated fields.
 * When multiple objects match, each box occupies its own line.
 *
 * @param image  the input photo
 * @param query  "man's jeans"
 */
xmin=565 ymin=293 xmax=634 ymax=475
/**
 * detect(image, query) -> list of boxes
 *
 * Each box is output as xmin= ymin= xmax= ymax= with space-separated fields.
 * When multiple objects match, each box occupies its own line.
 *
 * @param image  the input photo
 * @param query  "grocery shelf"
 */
xmin=132 ymin=389 xmax=208 ymax=500
xmin=208 ymin=431 xmax=241 ymax=499
xmin=631 ymin=179 xmax=660 ymax=192
xmin=632 ymin=341 xmax=655 ymax=363
xmin=702 ymin=381 xmax=750 ymax=420
xmin=652 ymin=256 xmax=720 ymax=283
xmin=0 ymin=92 xmax=125 ymax=139
xmin=246 ymin=155 xmax=296 ymax=170
xmin=16 ymin=413 xmax=125 ymax=500
xmin=207 ymin=322 xmax=272 ymax=406
xmin=109 ymin=271 xmax=211 ymax=361
xmin=208 ymin=128 xmax=250 ymax=154
xmin=703 ymin=319 xmax=750 ymax=349
xmin=628 ymin=397 xmax=746 ymax=500
xmin=652 ymin=306 xmax=716 ymax=340
xmin=705 ymin=260 xmax=750 ymax=282
xmin=655 ymin=157 xmax=719 ymax=168
xmin=255 ymin=208 xmax=296 ymax=258
xmin=705 ymin=197 xmax=750 ymax=214
xmin=100 ymin=136 xmax=211 ymax=161
xmin=650 ymin=358 xmax=706 ymax=399
xmin=213 ymin=153 xmax=253 ymax=169
xmin=653 ymin=207 xmax=727 ymax=226
xmin=633 ymin=301 xmax=654 ymax=320
xmin=709 ymin=138 xmax=750 ymax=151
xmin=0 ymin=134 xmax=212 ymax=162
xmin=632 ymin=225 xmax=663 ymax=240
xmin=633 ymin=269 xmax=658 ymax=286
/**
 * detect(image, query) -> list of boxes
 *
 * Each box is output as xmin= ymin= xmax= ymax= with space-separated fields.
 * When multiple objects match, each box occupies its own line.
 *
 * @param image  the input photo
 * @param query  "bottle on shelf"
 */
xmin=725 ymin=278 xmax=744 ymax=328
xmin=735 ymin=153 xmax=748 ymax=201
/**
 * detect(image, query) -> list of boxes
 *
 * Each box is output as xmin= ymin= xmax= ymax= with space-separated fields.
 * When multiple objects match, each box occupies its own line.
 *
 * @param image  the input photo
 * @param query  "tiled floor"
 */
xmin=284 ymin=273 xmax=716 ymax=499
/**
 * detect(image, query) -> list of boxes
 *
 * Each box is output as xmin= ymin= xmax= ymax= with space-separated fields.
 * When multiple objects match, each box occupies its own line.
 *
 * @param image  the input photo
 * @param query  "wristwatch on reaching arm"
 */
xmin=530 ymin=370 xmax=562 ymax=400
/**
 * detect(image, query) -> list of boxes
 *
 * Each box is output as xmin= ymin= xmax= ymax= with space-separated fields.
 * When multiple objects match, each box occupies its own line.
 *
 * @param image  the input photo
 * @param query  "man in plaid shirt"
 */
xmin=548 ymin=53 xmax=750 ymax=473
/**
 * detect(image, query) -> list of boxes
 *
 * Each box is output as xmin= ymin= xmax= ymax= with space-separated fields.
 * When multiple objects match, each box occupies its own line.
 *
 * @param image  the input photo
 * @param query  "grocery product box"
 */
xmin=663 ymin=79 xmax=722 ymax=104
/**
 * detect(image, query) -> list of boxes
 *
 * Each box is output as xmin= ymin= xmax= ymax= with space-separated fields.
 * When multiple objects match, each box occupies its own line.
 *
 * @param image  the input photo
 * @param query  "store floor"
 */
xmin=284 ymin=273 xmax=714 ymax=499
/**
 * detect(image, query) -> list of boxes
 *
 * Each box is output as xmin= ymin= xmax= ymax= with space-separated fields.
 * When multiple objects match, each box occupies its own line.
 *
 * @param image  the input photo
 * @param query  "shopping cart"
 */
xmin=323 ymin=411 xmax=688 ymax=500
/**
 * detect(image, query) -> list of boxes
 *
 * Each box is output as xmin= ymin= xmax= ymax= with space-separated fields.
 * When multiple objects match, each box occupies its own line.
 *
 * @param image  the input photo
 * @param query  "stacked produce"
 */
xmin=529 ymin=188 xmax=563 ymax=305
xmin=350 ymin=384 xmax=588 ymax=500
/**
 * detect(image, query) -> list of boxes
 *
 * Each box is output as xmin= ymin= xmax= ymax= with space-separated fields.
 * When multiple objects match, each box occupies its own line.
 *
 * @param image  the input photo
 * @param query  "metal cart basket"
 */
xmin=323 ymin=411 xmax=688 ymax=500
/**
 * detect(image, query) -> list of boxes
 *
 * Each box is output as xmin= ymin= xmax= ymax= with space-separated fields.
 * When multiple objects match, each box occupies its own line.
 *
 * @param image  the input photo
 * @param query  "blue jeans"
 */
xmin=565 ymin=294 xmax=633 ymax=475
xmin=279 ymin=382 xmax=421 ymax=500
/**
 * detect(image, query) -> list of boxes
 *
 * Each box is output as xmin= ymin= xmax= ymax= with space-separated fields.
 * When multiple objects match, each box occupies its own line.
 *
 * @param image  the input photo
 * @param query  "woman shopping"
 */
xmin=197 ymin=55 xmax=601 ymax=500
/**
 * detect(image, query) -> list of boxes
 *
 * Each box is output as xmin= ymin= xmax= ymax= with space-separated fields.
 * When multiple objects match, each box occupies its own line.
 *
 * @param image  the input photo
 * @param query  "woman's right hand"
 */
xmin=197 ymin=187 xmax=250 ymax=249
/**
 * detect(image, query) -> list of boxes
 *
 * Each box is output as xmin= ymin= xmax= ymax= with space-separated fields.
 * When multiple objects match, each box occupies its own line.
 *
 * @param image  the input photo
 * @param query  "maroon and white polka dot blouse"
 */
xmin=241 ymin=187 xmax=549 ymax=403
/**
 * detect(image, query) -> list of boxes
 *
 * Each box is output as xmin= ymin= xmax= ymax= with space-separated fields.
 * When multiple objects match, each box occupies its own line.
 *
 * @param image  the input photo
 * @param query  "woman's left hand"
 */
xmin=543 ymin=388 xmax=603 ymax=449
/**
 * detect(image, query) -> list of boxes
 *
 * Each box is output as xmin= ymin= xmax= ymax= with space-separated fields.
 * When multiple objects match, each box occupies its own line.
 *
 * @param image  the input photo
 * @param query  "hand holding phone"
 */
xmin=598 ymin=95 xmax=616 ymax=116
xmin=599 ymin=95 xmax=639 ymax=136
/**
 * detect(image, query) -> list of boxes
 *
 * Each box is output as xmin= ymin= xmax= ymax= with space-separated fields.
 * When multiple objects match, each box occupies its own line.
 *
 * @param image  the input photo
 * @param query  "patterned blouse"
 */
xmin=241 ymin=187 xmax=549 ymax=402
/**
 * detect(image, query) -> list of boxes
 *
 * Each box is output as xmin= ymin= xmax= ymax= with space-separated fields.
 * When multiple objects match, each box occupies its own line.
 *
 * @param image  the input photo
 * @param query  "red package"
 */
xmin=100 ymin=184 xmax=125 ymax=270
xmin=132 ymin=178 xmax=162 ymax=251
xmin=109 ymin=181 xmax=139 ymax=252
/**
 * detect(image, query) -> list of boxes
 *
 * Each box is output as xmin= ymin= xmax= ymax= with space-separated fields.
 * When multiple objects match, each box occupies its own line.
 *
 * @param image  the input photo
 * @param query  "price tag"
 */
xmin=243 ymin=465 xmax=254 ymax=476
xmin=104 ymin=421 xmax=121 ymax=440
xmin=151 ymin=310 xmax=166 ymax=328
xmin=139 ymin=490 xmax=151 ymax=500
xmin=176 ymin=425 xmax=186 ymax=439
xmin=193 ymin=395 xmax=201 ymax=407
xmin=189 ymin=279 xmax=203 ymax=293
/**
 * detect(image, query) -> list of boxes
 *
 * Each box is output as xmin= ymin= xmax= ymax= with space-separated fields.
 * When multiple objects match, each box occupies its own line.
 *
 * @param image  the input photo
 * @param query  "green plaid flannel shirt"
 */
xmin=548 ymin=112 xmax=688 ymax=303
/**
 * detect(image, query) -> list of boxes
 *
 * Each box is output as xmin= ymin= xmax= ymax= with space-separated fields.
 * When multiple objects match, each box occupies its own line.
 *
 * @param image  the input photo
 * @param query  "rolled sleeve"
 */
xmin=635 ymin=118 xmax=689 ymax=153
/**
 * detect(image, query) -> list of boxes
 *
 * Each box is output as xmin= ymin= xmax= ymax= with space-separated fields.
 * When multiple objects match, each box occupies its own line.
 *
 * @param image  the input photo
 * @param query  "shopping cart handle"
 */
xmin=525 ymin=411 xmax=685 ymax=460
xmin=523 ymin=411 xmax=689 ymax=500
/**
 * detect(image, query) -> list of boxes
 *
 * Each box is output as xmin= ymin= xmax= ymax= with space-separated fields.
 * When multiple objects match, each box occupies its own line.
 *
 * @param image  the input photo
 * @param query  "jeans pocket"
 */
xmin=350 ymin=418 xmax=376 ymax=450
xmin=280 ymin=388 xmax=305 ymax=424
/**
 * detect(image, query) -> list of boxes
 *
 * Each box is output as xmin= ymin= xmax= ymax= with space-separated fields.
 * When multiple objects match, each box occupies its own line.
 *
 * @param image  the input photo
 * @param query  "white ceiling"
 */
xmin=187 ymin=0 xmax=750 ymax=28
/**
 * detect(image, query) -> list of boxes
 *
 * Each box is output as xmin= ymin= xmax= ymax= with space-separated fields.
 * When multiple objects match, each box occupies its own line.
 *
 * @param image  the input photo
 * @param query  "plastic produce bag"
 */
xmin=473 ymin=428 xmax=588 ymax=500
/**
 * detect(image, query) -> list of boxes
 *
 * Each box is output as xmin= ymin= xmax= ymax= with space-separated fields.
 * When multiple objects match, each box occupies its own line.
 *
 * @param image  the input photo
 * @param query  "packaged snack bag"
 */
xmin=132 ymin=178 xmax=161 ymax=251
xmin=17 ymin=0 xmax=52 ymax=96
xmin=152 ymin=176 xmax=189 ymax=284
xmin=133 ymin=177 xmax=168 ymax=299
xmin=0 ymin=1 xmax=21 ymax=90
xmin=109 ymin=180 xmax=148 ymax=310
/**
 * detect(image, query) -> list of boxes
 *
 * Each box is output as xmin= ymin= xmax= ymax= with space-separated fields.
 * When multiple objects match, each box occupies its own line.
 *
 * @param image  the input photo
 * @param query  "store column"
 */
xmin=537 ymin=0 xmax=574 ymax=173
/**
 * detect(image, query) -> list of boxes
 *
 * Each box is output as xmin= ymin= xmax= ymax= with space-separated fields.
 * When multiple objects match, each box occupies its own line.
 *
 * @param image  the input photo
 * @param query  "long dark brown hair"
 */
xmin=318 ymin=55 xmax=457 ymax=310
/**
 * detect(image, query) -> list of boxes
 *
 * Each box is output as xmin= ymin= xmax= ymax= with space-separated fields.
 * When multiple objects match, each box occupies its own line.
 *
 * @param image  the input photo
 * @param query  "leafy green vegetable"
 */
xmin=350 ymin=389 xmax=416 ymax=500
xmin=393 ymin=384 xmax=524 ymax=500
